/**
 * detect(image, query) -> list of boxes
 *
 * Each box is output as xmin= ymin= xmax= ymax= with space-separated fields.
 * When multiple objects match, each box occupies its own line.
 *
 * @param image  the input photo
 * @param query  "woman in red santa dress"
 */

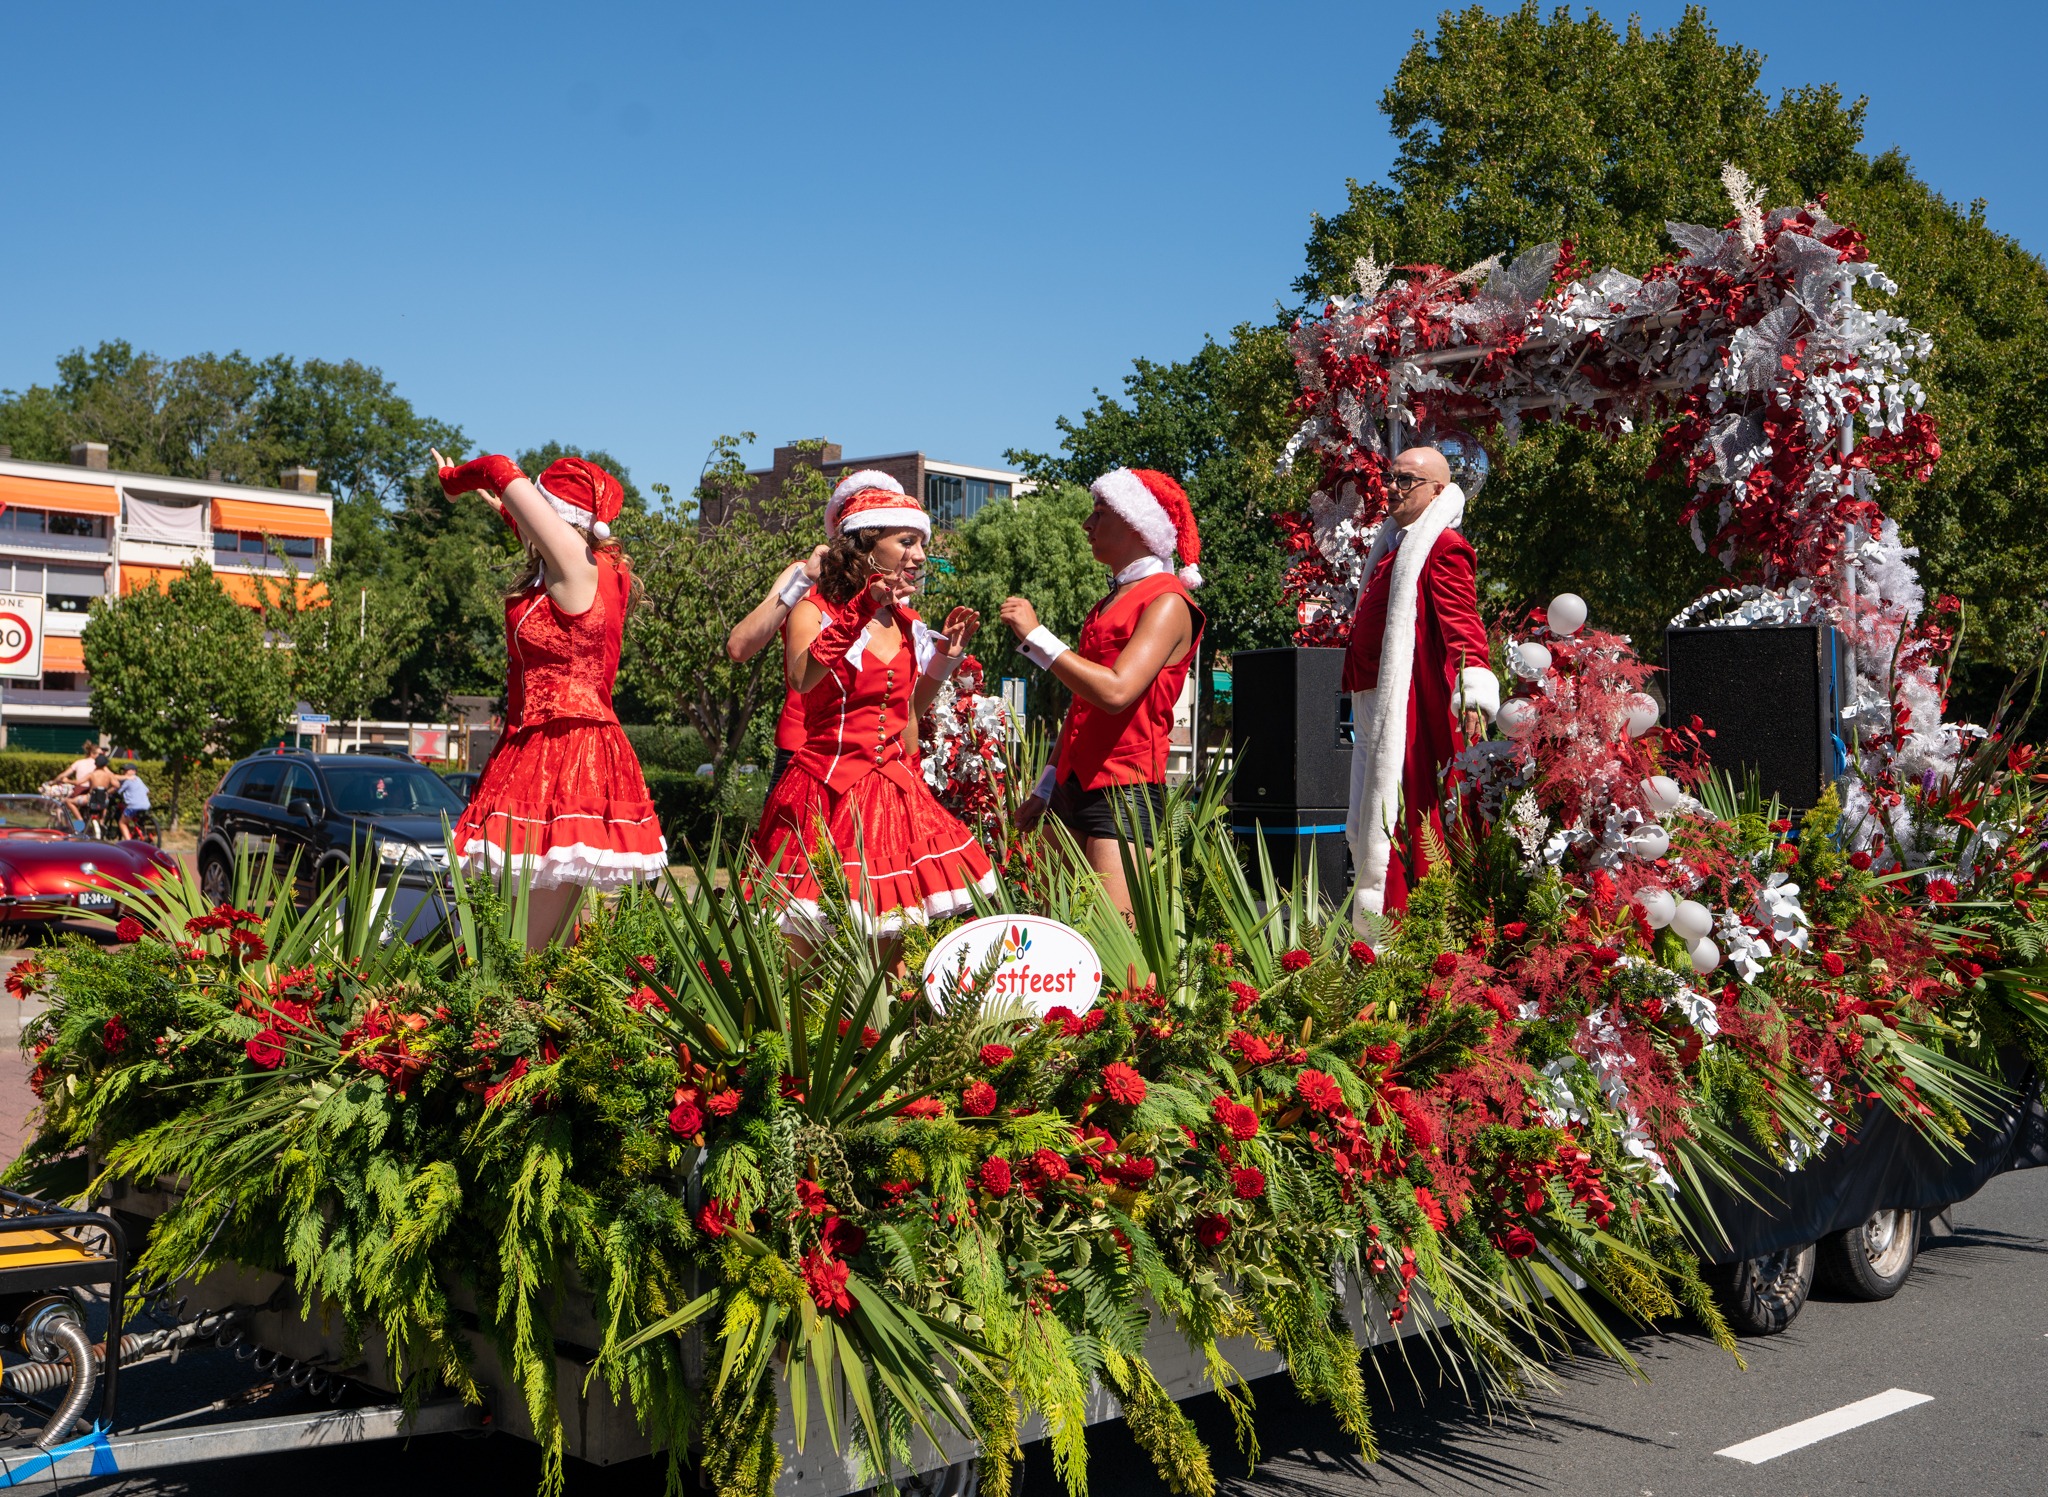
xmin=1000 ymin=467 xmax=1204 ymax=917
xmin=754 ymin=484 xmax=995 ymax=949
xmin=430 ymin=447 xmax=668 ymax=948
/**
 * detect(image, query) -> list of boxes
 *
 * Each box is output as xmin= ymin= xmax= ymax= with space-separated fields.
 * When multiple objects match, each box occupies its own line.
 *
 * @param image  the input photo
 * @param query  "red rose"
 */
xmin=1499 ymin=1225 xmax=1538 ymax=1259
xmin=800 ymin=1247 xmax=852 ymax=1315
xmin=245 ymin=1030 xmax=286 ymax=1069
xmin=1413 ymin=1185 xmax=1447 ymax=1232
xmin=1231 ymin=1166 xmax=1266 ymax=1200
xmin=115 ymin=917 xmax=146 ymax=944
xmin=1210 ymin=1096 xmax=1260 ymax=1141
xmin=962 ymin=1080 xmax=998 ymax=1117
xmin=898 ymin=1096 xmax=946 ymax=1119
xmin=667 ymin=1096 xmax=705 ymax=1137
xmin=706 ymin=1088 xmax=742 ymax=1117
xmin=695 ymin=1199 xmax=735 ymax=1237
xmin=1502 ymin=922 xmax=1528 ymax=940
xmin=1280 ymin=949 xmax=1313 ymax=973
xmin=1431 ymin=953 xmax=1459 ymax=978
xmin=1296 ymin=1069 xmax=1345 ymax=1114
xmin=1848 ymin=850 xmax=1873 ymax=871
xmin=1102 ymin=1062 xmax=1146 ymax=1106
xmin=1821 ymin=952 xmax=1845 ymax=978
xmin=1348 ymin=940 xmax=1376 ymax=964
xmin=1227 ymin=980 xmax=1262 ymax=1014
xmin=821 ymin=1215 xmax=867 ymax=1257
xmin=979 ymin=1043 xmax=1015 ymax=1068
xmin=1194 ymin=1213 xmax=1231 ymax=1248
xmin=978 ymin=1156 xmax=1014 ymax=1196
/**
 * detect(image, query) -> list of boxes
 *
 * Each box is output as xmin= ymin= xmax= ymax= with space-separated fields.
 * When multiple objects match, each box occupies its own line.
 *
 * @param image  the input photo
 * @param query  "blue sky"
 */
xmin=3 ymin=2 xmax=2040 ymax=493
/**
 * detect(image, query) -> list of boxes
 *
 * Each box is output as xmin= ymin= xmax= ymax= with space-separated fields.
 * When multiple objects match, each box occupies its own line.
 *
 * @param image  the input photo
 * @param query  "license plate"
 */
xmin=75 ymin=892 xmax=115 ymax=908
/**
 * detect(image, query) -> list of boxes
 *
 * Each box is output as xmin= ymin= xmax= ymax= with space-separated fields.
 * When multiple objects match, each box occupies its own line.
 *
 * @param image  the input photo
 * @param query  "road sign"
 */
xmin=0 ymin=594 xmax=46 ymax=681
xmin=298 ymin=713 xmax=332 ymax=725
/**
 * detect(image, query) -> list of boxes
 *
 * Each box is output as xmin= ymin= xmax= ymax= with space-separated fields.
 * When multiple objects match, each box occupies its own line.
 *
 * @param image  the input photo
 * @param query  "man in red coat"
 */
xmin=1343 ymin=445 xmax=1498 ymax=930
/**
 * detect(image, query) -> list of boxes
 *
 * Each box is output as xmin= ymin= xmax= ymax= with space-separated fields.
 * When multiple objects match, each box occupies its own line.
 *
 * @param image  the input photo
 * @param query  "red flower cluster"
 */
xmin=1227 ymin=980 xmax=1262 ymax=1014
xmin=978 ymin=1043 xmax=1014 ymax=1068
xmin=1101 ymin=1062 xmax=1146 ymax=1106
xmin=1280 ymin=949 xmax=1314 ymax=973
xmin=1211 ymin=1096 xmax=1260 ymax=1141
xmin=962 ymin=1080 xmax=998 ymax=1117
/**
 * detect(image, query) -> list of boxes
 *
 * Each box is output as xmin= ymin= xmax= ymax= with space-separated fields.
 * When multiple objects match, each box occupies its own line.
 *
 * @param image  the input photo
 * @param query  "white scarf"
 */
xmin=1354 ymin=483 xmax=1466 ymax=921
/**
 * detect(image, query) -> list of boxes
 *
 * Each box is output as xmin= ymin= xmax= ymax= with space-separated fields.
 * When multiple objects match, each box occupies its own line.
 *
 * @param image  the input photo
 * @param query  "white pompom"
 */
xmin=1671 ymin=899 xmax=1713 ymax=944
xmin=1688 ymin=937 xmax=1721 ymax=975
xmin=1511 ymin=641 xmax=1552 ymax=679
xmin=1637 ymin=886 xmax=1677 ymax=928
xmin=1627 ymin=824 xmax=1670 ymax=861
xmin=1496 ymin=697 xmax=1540 ymax=739
xmin=591 ymin=519 xmax=612 ymax=542
xmin=1624 ymin=692 xmax=1660 ymax=738
xmin=1178 ymin=563 xmax=1204 ymax=588
xmin=1547 ymin=593 xmax=1588 ymax=636
xmin=1640 ymin=775 xmax=1683 ymax=815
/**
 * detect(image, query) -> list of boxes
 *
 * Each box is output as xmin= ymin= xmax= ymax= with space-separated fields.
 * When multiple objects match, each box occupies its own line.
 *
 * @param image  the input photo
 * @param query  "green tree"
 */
xmin=259 ymin=568 xmax=421 ymax=728
xmin=82 ymin=563 xmax=294 ymax=825
xmin=616 ymin=435 xmax=829 ymax=778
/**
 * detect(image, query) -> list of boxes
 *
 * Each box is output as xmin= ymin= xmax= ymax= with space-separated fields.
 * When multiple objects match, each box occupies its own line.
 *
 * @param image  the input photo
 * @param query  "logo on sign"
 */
xmin=921 ymin=915 xmax=1102 ymax=1016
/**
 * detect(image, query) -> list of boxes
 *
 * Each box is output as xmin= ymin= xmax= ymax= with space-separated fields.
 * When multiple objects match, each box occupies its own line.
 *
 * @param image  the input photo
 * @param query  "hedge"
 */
xmin=0 ymin=752 xmax=229 ymax=831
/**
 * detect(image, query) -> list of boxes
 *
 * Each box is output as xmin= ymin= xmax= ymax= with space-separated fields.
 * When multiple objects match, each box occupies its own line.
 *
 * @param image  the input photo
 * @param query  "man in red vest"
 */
xmin=1344 ymin=445 xmax=1498 ymax=930
xmin=1002 ymin=468 xmax=1204 ymax=916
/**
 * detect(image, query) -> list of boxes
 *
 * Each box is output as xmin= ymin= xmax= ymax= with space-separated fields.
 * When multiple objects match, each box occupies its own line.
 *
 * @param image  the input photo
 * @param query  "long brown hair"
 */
xmin=816 ymin=529 xmax=886 ymax=607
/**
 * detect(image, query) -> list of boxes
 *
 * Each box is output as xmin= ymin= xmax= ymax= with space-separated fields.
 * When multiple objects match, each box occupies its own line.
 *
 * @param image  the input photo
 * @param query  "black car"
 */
xmin=439 ymin=770 xmax=482 ymax=804
xmin=197 ymin=750 xmax=469 ymax=905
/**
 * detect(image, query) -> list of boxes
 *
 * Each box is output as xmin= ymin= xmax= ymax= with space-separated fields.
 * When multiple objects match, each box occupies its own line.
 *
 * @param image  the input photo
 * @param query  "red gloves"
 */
xmin=437 ymin=453 xmax=525 ymax=498
xmin=804 ymin=587 xmax=883 ymax=673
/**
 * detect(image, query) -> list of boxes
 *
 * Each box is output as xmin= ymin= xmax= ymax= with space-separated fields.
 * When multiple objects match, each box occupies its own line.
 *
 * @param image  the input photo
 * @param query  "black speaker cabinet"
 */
xmin=1665 ymin=624 xmax=1846 ymax=812
xmin=1229 ymin=647 xmax=1351 ymax=810
xmin=1228 ymin=807 xmax=1351 ymax=900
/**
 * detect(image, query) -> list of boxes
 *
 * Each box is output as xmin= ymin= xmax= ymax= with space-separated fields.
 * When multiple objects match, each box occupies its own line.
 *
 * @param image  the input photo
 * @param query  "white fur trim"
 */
xmin=1350 ymin=484 xmax=1466 ymax=931
xmin=827 ymin=469 xmax=905 ymax=535
xmin=1090 ymin=468 xmax=1177 ymax=561
xmin=838 ymin=505 xmax=931 ymax=539
xmin=1178 ymin=563 xmax=1204 ymax=589
xmin=459 ymin=839 xmax=669 ymax=892
xmin=534 ymin=479 xmax=604 ymax=535
xmin=1456 ymin=665 xmax=1500 ymax=720
xmin=773 ymin=869 xmax=999 ymax=937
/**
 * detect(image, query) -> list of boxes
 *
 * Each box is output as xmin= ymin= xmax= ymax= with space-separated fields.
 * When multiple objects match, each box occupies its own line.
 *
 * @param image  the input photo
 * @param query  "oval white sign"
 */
xmin=921 ymin=915 xmax=1103 ymax=1015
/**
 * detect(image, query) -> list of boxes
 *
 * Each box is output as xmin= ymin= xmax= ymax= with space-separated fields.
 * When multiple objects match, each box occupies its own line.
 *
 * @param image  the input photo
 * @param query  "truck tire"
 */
xmin=1704 ymin=1242 xmax=1816 ymax=1335
xmin=1817 ymin=1207 xmax=1919 ymax=1300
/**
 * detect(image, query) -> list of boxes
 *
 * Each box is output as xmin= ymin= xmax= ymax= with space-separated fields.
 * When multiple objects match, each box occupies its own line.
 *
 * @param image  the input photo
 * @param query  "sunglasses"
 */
xmin=1389 ymin=472 xmax=1435 ymax=492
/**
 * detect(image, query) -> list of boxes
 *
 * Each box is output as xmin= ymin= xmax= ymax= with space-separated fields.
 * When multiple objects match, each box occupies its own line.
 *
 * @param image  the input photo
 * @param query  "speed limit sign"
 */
xmin=0 ymin=594 xmax=46 ymax=680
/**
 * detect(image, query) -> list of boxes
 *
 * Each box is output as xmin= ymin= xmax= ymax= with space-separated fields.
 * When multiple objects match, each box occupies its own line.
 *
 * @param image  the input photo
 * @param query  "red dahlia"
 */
xmin=1231 ymin=1166 xmax=1266 ymax=1200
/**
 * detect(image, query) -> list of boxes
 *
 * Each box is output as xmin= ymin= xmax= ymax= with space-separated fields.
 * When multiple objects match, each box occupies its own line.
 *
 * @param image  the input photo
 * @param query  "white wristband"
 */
xmin=922 ymin=650 xmax=963 ymax=682
xmin=776 ymin=568 xmax=816 ymax=609
xmin=1020 ymin=626 xmax=1068 ymax=670
xmin=1031 ymin=766 xmax=1057 ymax=803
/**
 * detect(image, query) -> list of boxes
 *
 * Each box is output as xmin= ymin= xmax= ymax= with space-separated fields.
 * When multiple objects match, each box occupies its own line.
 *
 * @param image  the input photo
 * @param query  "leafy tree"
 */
xmin=259 ymin=567 xmax=421 ymax=729
xmin=616 ymin=435 xmax=830 ymax=778
xmin=81 ymin=563 xmax=294 ymax=825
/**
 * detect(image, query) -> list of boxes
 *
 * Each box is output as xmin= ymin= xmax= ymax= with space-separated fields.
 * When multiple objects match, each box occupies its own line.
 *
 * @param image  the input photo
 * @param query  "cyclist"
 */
xmin=117 ymin=768 xmax=157 ymax=843
xmin=82 ymin=755 xmax=123 ymax=839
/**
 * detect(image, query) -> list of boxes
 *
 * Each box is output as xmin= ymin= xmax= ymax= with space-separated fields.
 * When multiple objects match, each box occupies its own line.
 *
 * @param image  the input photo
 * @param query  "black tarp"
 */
xmin=1699 ymin=1057 xmax=2044 ymax=1264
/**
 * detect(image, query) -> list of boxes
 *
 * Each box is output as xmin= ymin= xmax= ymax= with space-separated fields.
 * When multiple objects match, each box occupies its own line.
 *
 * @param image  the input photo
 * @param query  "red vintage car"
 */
xmin=0 ymin=795 xmax=179 ymax=923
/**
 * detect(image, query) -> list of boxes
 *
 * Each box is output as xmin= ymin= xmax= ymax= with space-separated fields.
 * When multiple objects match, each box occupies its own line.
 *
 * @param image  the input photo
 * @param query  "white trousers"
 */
xmin=1344 ymin=687 xmax=1380 ymax=869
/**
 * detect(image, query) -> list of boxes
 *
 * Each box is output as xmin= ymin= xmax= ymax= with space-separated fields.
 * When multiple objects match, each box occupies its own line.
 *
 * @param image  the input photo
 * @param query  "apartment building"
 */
xmin=0 ymin=442 xmax=330 ymax=751
xmin=737 ymin=442 xmax=1027 ymax=530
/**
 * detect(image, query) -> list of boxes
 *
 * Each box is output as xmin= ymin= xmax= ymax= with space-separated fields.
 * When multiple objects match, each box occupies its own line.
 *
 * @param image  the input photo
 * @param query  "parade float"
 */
xmin=3 ymin=180 xmax=2046 ymax=1496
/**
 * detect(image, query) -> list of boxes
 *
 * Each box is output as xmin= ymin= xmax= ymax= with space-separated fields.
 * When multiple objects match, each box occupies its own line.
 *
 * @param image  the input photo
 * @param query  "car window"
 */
xmin=236 ymin=761 xmax=285 ymax=805
xmin=321 ymin=765 xmax=466 ymax=817
xmin=217 ymin=765 xmax=255 ymax=799
xmin=280 ymin=764 xmax=324 ymax=812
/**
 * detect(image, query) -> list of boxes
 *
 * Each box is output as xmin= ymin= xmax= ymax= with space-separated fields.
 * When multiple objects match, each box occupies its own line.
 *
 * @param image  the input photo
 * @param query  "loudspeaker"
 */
xmin=1229 ymin=648 xmax=1351 ymax=809
xmin=1228 ymin=806 xmax=1351 ymax=899
xmin=1665 ymin=624 xmax=1845 ymax=812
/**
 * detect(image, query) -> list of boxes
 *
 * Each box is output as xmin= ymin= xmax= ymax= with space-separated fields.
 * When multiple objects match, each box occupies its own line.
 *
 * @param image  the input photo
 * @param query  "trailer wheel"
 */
xmin=1817 ymin=1207 xmax=1919 ymax=1300
xmin=1705 ymin=1242 xmax=1815 ymax=1335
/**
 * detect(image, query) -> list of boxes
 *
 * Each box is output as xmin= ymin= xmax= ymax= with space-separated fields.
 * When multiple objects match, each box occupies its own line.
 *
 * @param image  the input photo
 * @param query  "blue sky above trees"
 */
xmin=3 ymin=1 xmax=2040 ymax=492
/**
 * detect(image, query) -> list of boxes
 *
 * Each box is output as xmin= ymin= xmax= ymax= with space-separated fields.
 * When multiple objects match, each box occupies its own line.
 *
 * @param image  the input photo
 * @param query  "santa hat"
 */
xmin=827 ymin=469 xmax=904 ymax=537
xmin=836 ymin=484 xmax=930 ymax=540
xmin=534 ymin=457 xmax=626 ymax=542
xmin=1090 ymin=467 xmax=1203 ymax=587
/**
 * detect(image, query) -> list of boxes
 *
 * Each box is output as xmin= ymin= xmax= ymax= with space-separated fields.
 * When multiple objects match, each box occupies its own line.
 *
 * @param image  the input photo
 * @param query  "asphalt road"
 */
xmin=1 ymin=1163 xmax=2029 ymax=1497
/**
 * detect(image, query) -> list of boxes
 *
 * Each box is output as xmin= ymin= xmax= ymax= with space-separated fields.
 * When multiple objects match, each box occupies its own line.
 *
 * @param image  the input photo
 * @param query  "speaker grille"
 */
xmin=1230 ymin=648 xmax=1350 ymax=809
xmin=1665 ymin=626 xmax=1836 ymax=811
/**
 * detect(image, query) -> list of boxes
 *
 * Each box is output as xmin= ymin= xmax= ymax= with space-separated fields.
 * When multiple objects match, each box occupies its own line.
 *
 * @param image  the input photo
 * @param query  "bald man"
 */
xmin=1342 ymin=445 xmax=1498 ymax=929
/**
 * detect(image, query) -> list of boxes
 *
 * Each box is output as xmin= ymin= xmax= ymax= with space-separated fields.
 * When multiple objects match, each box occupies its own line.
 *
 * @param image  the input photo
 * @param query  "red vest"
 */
xmin=792 ymin=598 xmax=927 ymax=797
xmin=1054 ymin=574 xmax=1205 ymax=790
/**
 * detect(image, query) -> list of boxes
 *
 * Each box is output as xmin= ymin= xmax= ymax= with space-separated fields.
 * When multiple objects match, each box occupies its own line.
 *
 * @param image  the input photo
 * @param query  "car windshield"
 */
xmin=0 ymin=795 xmax=54 ymax=831
xmin=321 ymin=765 xmax=467 ymax=817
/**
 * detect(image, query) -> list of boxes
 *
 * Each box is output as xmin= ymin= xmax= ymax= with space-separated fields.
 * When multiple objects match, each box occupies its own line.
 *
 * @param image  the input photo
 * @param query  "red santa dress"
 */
xmin=451 ymin=548 xmax=668 ymax=889
xmin=1341 ymin=483 xmax=1498 ymax=923
xmin=754 ymin=588 xmax=997 ymax=935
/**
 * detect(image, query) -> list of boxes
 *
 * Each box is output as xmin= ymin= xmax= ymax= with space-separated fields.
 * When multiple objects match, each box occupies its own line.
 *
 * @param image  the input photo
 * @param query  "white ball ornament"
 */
xmin=1671 ymin=898 xmax=1714 ymax=945
xmin=1636 ymin=886 xmax=1677 ymax=928
xmin=1688 ymin=937 xmax=1721 ymax=975
xmin=1547 ymin=593 xmax=1588 ymax=637
xmin=1624 ymin=692 xmax=1661 ymax=738
xmin=1512 ymin=640 xmax=1553 ymax=678
xmin=1496 ymin=697 xmax=1540 ymax=739
xmin=1640 ymin=775 xmax=1684 ymax=815
xmin=1627 ymin=824 xmax=1670 ymax=861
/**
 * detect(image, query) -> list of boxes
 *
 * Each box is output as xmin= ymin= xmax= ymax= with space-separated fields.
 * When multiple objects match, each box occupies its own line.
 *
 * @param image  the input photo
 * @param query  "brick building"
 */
xmin=739 ymin=442 xmax=1027 ymax=529
xmin=0 ymin=442 xmax=330 ymax=752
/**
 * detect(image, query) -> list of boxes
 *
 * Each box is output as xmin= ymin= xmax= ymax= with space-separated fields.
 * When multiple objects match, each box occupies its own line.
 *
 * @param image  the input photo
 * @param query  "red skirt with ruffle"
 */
xmin=451 ymin=718 xmax=668 ymax=891
xmin=753 ymin=761 xmax=996 ymax=935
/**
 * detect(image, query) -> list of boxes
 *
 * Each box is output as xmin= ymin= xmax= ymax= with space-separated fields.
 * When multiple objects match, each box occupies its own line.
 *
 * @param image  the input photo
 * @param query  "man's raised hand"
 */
xmin=999 ymin=596 xmax=1040 ymax=639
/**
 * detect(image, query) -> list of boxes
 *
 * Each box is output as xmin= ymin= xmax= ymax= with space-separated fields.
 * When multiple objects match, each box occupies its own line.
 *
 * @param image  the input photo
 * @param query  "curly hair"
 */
xmin=816 ymin=530 xmax=886 ymax=607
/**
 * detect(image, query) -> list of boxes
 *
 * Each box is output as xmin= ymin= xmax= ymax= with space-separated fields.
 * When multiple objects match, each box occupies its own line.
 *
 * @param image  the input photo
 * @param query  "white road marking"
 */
xmin=1716 ymin=1388 xmax=1934 ymax=1464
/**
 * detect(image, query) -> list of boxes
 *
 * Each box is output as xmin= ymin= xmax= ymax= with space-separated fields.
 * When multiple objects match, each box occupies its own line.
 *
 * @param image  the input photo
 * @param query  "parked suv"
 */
xmin=197 ymin=750 xmax=468 ymax=905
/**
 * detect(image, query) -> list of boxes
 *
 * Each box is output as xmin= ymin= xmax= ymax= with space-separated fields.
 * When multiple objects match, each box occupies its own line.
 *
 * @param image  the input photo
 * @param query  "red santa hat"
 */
xmin=534 ymin=457 xmax=626 ymax=542
xmin=826 ymin=469 xmax=904 ymax=537
xmin=1089 ymin=467 xmax=1203 ymax=587
xmin=836 ymin=484 xmax=930 ymax=540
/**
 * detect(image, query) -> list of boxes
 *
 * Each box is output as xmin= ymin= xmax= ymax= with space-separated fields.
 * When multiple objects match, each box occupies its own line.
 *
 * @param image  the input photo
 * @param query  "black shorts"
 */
xmin=766 ymin=747 xmax=795 ymax=795
xmin=1050 ymin=777 xmax=1166 ymax=843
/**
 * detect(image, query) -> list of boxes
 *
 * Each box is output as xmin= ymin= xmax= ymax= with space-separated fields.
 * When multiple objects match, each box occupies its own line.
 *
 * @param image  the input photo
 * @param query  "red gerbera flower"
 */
xmin=706 ymin=1088 xmax=742 ymax=1116
xmin=898 ymin=1095 xmax=946 ymax=1119
xmin=1102 ymin=1062 xmax=1146 ymax=1106
xmin=1413 ymin=1184 xmax=1447 ymax=1232
xmin=1296 ymin=1069 xmax=1345 ymax=1114
xmin=800 ymin=1248 xmax=852 ymax=1315
xmin=1228 ymin=1030 xmax=1275 ymax=1066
